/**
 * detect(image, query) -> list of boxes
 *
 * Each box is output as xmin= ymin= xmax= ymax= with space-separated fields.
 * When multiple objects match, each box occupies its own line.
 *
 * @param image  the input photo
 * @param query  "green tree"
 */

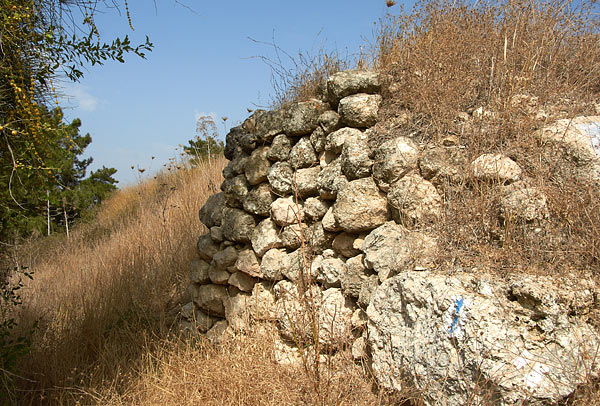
xmin=183 ymin=115 xmax=225 ymax=163
xmin=0 ymin=1 xmax=147 ymax=388
xmin=0 ymin=0 xmax=151 ymax=241
xmin=0 ymin=107 xmax=118 ymax=240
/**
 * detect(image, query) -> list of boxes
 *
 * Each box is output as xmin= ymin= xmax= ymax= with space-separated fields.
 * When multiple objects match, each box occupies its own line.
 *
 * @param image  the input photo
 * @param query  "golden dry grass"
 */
xmin=3 ymin=0 xmax=600 ymax=404
xmin=6 ymin=157 xmax=391 ymax=406
xmin=9 ymin=158 xmax=224 ymax=404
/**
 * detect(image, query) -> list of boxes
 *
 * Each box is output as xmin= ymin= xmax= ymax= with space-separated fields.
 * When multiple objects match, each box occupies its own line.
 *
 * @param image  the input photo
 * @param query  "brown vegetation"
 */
xmin=4 ymin=0 xmax=600 ymax=404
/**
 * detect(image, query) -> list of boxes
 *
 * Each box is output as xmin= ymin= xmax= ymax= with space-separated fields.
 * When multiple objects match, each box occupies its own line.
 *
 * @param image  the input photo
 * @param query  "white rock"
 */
xmin=471 ymin=153 xmax=522 ymax=184
xmin=367 ymin=271 xmax=600 ymax=406
xmin=271 ymin=196 xmax=303 ymax=226
xmin=363 ymin=221 xmax=437 ymax=281
xmin=332 ymin=178 xmax=389 ymax=233
xmin=338 ymin=93 xmax=382 ymax=128
xmin=251 ymin=218 xmax=283 ymax=257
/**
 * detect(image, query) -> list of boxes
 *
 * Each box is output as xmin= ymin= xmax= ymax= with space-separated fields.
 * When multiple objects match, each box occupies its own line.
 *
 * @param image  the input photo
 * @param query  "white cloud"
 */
xmin=61 ymin=83 xmax=101 ymax=112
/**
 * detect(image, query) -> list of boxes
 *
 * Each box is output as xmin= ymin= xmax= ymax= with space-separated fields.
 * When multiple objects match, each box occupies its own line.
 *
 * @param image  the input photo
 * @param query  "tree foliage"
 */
xmin=0 ymin=0 xmax=152 ymax=241
xmin=183 ymin=115 xmax=225 ymax=163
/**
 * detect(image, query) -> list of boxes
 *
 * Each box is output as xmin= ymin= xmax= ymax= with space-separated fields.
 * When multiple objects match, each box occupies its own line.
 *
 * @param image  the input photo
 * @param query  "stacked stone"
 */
xmin=181 ymin=69 xmax=552 ymax=343
xmin=180 ymin=69 xmax=600 ymax=405
xmin=182 ymin=70 xmax=389 ymax=340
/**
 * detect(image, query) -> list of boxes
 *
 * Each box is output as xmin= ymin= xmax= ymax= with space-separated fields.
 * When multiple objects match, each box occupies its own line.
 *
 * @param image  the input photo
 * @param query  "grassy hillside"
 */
xmin=5 ymin=158 xmax=389 ymax=405
xmin=3 ymin=0 xmax=600 ymax=404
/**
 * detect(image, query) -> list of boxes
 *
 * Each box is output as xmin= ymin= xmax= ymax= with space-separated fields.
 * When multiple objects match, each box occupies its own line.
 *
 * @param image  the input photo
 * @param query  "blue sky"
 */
xmin=59 ymin=0 xmax=400 ymax=185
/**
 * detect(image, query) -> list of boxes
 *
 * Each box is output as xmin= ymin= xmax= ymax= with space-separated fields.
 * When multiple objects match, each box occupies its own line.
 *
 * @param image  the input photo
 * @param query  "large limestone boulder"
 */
xmin=325 ymin=127 xmax=364 ymax=155
xmin=235 ymin=249 xmax=262 ymax=278
xmin=228 ymin=272 xmax=257 ymax=292
xmin=367 ymin=271 xmax=600 ymax=406
xmin=207 ymin=264 xmax=230 ymax=285
xmin=197 ymin=234 xmax=219 ymax=261
xmin=224 ymin=125 xmax=244 ymax=160
xmin=243 ymin=183 xmax=274 ymax=217
xmin=289 ymin=136 xmax=318 ymax=169
xmin=283 ymin=99 xmax=330 ymax=136
xmin=338 ymin=93 xmax=382 ymax=128
xmin=253 ymin=108 xmax=286 ymax=142
xmin=303 ymin=197 xmax=330 ymax=222
xmin=340 ymin=254 xmax=371 ymax=298
xmin=322 ymin=206 xmax=342 ymax=232
xmin=280 ymin=223 xmax=303 ymax=250
xmin=318 ymin=288 xmax=354 ymax=348
xmin=499 ymin=181 xmax=549 ymax=223
xmin=198 ymin=192 xmax=225 ymax=228
xmin=363 ymin=221 xmax=437 ymax=281
xmin=190 ymin=283 xmax=228 ymax=317
xmin=260 ymin=248 xmax=287 ymax=281
xmin=326 ymin=70 xmax=381 ymax=105
xmin=251 ymin=218 xmax=283 ymax=257
xmin=221 ymin=175 xmax=249 ymax=208
xmin=317 ymin=158 xmax=348 ymax=200
xmin=267 ymin=161 xmax=294 ymax=196
xmin=190 ymin=259 xmax=211 ymax=284
xmin=221 ymin=207 xmax=256 ymax=243
xmin=295 ymin=166 xmax=321 ymax=198
xmin=318 ymin=110 xmax=341 ymax=134
xmin=341 ymin=133 xmax=373 ymax=180
xmin=281 ymin=248 xmax=306 ymax=283
xmin=471 ymin=153 xmax=522 ymax=184
xmin=211 ymin=246 xmax=238 ymax=270
xmin=222 ymin=152 xmax=248 ymax=179
xmin=315 ymin=257 xmax=346 ymax=288
xmin=387 ymin=173 xmax=443 ymax=225
xmin=373 ymin=137 xmax=420 ymax=192
xmin=267 ymin=133 xmax=292 ymax=162
xmin=332 ymin=178 xmax=389 ymax=233
xmin=305 ymin=222 xmax=335 ymax=254
xmin=271 ymin=196 xmax=303 ymax=226
xmin=245 ymin=146 xmax=271 ymax=185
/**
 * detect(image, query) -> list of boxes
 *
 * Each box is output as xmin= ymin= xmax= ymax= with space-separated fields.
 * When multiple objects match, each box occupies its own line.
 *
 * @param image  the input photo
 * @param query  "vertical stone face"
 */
xmin=338 ymin=93 xmax=382 ymax=128
xmin=185 ymin=70 xmax=597 ymax=405
xmin=332 ymin=178 xmax=389 ymax=233
xmin=372 ymin=136 xmax=419 ymax=192
xmin=283 ymin=99 xmax=330 ymax=136
xmin=289 ymin=137 xmax=318 ymax=169
xmin=221 ymin=207 xmax=256 ymax=243
xmin=245 ymin=146 xmax=271 ymax=185
xmin=199 ymin=192 xmax=226 ymax=228
xmin=326 ymin=70 xmax=381 ymax=105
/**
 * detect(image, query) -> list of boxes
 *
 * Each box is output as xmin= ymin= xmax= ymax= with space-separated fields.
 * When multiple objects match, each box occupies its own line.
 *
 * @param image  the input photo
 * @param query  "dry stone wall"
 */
xmin=183 ymin=70 xmax=600 ymax=405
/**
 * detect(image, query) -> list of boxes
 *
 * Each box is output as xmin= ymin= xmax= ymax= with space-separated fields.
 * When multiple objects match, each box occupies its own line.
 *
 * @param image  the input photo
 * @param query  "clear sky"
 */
xmin=59 ymin=0 xmax=403 ymax=186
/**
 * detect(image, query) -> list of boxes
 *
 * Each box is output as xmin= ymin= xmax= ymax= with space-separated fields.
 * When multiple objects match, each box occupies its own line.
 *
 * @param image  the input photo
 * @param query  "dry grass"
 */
xmin=95 ymin=326 xmax=393 ymax=406
xmin=8 ymin=158 xmax=224 ymax=404
xmin=5 ymin=157 xmax=391 ymax=406
xmin=367 ymin=0 xmax=600 ymax=278
xmin=3 ymin=0 xmax=600 ymax=404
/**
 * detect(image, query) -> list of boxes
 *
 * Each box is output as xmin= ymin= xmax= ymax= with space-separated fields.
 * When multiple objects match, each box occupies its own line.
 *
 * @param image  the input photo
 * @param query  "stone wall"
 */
xmin=182 ymin=70 xmax=600 ymax=405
